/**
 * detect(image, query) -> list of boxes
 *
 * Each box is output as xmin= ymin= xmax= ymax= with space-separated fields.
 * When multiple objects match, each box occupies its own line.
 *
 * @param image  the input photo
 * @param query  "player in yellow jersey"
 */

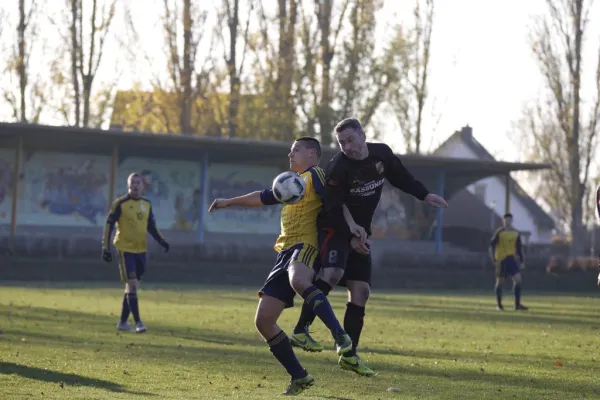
xmin=490 ymin=213 xmax=528 ymax=311
xmin=102 ymin=173 xmax=170 ymax=333
xmin=209 ymin=137 xmax=352 ymax=396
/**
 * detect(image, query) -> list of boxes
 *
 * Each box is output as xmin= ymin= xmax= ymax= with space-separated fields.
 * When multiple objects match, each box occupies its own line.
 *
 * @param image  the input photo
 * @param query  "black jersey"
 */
xmin=319 ymin=142 xmax=430 ymax=239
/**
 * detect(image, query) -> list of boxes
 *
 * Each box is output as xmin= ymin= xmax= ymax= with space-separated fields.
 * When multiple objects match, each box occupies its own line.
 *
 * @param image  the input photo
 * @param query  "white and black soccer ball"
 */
xmin=272 ymin=171 xmax=306 ymax=204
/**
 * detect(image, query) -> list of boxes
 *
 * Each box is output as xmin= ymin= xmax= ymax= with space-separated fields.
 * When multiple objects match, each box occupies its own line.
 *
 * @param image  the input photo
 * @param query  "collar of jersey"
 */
xmin=300 ymin=165 xmax=317 ymax=174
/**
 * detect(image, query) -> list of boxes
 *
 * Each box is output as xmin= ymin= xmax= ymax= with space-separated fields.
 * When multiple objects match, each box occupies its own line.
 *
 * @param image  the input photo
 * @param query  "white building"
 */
xmin=435 ymin=126 xmax=555 ymax=244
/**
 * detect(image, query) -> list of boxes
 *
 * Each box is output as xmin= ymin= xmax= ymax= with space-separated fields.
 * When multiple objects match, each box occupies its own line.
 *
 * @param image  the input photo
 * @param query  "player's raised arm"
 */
xmin=379 ymin=144 xmax=429 ymax=199
xmin=147 ymin=205 xmax=169 ymax=252
xmin=208 ymin=189 xmax=280 ymax=212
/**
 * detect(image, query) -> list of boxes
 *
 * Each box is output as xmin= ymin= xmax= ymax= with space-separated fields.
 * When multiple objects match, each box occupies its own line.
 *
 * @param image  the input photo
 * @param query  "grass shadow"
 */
xmin=364 ymin=346 xmax=595 ymax=371
xmin=0 ymin=304 xmax=264 ymax=347
xmin=0 ymin=361 xmax=157 ymax=396
xmin=374 ymin=361 xmax=598 ymax=396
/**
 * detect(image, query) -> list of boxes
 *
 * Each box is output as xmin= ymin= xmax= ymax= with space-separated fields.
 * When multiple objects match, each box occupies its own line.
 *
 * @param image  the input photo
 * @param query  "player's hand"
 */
xmin=520 ymin=262 xmax=526 ymax=270
xmin=102 ymin=249 xmax=112 ymax=263
xmin=349 ymin=224 xmax=368 ymax=243
xmin=350 ymin=237 xmax=370 ymax=255
xmin=424 ymin=193 xmax=448 ymax=208
xmin=162 ymin=241 xmax=170 ymax=253
xmin=208 ymin=198 xmax=231 ymax=212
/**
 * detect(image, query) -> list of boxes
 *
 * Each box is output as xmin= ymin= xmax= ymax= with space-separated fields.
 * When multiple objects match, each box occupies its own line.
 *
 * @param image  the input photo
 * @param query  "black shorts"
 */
xmin=318 ymin=228 xmax=372 ymax=286
xmin=258 ymin=242 xmax=318 ymax=308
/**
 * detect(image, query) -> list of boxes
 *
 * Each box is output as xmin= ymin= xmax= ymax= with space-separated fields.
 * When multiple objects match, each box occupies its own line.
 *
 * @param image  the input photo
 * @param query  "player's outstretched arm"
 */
xmin=208 ymin=189 xmax=280 ymax=212
xmin=147 ymin=206 xmax=169 ymax=252
xmin=101 ymin=199 xmax=121 ymax=262
xmin=380 ymin=144 xmax=448 ymax=208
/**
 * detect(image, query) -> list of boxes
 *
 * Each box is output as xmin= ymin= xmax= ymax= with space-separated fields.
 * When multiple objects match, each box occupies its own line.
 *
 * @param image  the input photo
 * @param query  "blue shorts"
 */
xmin=496 ymin=256 xmax=520 ymax=279
xmin=258 ymin=243 xmax=318 ymax=308
xmin=118 ymin=251 xmax=147 ymax=281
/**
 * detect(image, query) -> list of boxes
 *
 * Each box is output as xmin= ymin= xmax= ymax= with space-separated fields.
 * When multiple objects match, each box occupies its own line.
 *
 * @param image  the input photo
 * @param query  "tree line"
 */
xmin=0 ymin=0 xmax=598 ymax=254
xmin=0 ymin=0 xmax=434 ymax=150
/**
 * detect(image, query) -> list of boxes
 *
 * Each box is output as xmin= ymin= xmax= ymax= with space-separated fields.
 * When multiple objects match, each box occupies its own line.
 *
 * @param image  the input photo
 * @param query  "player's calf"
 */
xmin=512 ymin=274 xmax=527 ymax=310
xmin=289 ymin=263 xmax=352 ymax=355
xmin=125 ymin=280 xmax=146 ymax=332
xmin=256 ymin=296 xmax=312 ymax=393
xmin=344 ymin=280 xmax=369 ymax=357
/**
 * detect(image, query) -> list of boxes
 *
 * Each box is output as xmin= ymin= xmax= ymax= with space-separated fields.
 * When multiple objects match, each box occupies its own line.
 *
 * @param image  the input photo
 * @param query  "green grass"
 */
xmin=1 ymin=283 xmax=600 ymax=399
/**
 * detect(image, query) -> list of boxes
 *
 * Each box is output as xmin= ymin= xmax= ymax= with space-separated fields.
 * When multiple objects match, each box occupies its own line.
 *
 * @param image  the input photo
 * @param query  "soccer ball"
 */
xmin=272 ymin=171 xmax=306 ymax=204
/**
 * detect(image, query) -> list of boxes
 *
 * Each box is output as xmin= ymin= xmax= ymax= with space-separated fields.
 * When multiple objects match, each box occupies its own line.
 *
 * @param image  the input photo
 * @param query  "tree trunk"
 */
xmin=70 ymin=0 xmax=81 ymax=126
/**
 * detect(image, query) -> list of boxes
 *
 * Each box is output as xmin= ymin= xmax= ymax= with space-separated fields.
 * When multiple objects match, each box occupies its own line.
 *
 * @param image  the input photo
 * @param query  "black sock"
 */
xmin=268 ymin=330 xmax=308 ymax=379
xmin=126 ymin=293 xmax=141 ymax=323
xmin=514 ymin=283 xmax=522 ymax=306
xmin=293 ymin=279 xmax=332 ymax=334
xmin=495 ymin=284 xmax=503 ymax=307
xmin=120 ymin=294 xmax=130 ymax=323
xmin=343 ymin=302 xmax=365 ymax=357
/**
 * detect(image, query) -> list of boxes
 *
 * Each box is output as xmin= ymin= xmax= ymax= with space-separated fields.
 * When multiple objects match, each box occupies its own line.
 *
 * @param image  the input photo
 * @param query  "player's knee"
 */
xmin=348 ymin=282 xmax=370 ymax=305
xmin=126 ymin=280 xmax=139 ymax=293
xmin=512 ymin=274 xmax=522 ymax=284
xmin=254 ymin=309 xmax=275 ymax=335
xmin=288 ymin=262 xmax=313 ymax=294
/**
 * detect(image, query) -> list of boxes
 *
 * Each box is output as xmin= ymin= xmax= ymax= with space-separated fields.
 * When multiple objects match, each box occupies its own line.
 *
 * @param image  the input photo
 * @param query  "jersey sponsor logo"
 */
xmin=349 ymin=178 xmax=385 ymax=196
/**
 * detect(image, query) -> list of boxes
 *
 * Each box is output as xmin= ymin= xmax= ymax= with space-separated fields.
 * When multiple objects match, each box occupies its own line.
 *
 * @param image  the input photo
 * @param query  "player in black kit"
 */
xmin=290 ymin=118 xmax=448 ymax=376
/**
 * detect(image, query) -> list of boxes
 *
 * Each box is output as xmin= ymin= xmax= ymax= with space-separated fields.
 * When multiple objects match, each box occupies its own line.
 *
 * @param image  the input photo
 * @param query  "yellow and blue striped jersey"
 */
xmin=260 ymin=166 xmax=326 ymax=252
xmin=490 ymin=228 xmax=523 ymax=262
xmin=102 ymin=194 xmax=166 ymax=254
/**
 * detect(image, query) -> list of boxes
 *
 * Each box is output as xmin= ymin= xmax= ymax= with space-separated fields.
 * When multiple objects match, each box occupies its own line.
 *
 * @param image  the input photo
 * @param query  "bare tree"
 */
xmin=520 ymin=0 xmax=599 ymax=255
xmin=336 ymin=0 xmax=389 ymax=129
xmin=294 ymin=0 xmax=350 ymax=145
xmin=247 ymin=0 xmax=298 ymax=140
xmin=386 ymin=0 xmax=434 ymax=154
xmin=216 ymin=0 xmax=254 ymax=138
xmin=50 ymin=0 xmax=117 ymax=127
xmin=152 ymin=0 xmax=212 ymax=134
xmin=3 ymin=0 xmax=46 ymax=123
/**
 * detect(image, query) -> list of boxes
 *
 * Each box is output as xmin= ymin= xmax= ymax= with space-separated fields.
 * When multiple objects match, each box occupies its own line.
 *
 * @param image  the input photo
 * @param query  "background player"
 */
xmin=490 ymin=213 xmax=528 ymax=311
xmin=102 ymin=173 xmax=170 ymax=333
xmin=596 ymin=186 xmax=600 ymax=286
xmin=208 ymin=137 xmax=352 ymax=395
xmin=291 ymin=118 xmax=448 ymax=376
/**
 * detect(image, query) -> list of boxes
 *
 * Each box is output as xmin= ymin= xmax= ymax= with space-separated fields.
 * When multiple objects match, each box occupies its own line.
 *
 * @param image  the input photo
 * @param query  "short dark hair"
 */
xmin=503 ymin=213 xmax=513 ymax=219
xmin=127 ymin=172 xmax=143 ymax=183
xmin=295 ymin=136 xmax=321 ymax=158
xmin=335 ymin=118 xmax=363 ymax=134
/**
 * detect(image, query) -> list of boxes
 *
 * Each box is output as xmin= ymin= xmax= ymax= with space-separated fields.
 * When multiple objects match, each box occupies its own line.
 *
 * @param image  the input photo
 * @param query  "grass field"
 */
xmin=1 ymin=283 xmax=599 ymax=400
